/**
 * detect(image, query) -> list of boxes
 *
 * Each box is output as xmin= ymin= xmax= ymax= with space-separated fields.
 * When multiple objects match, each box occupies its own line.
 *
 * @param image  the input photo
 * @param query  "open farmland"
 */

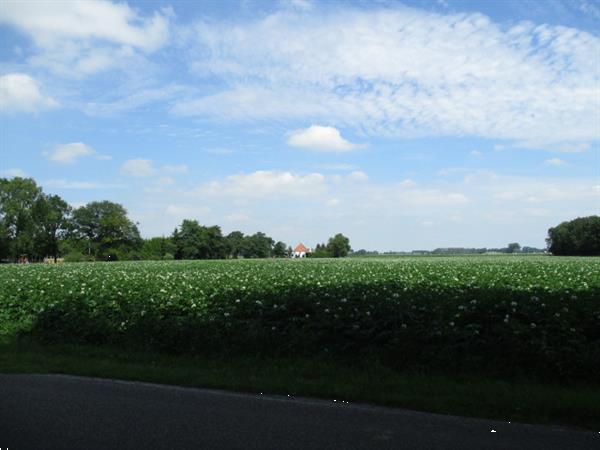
xmin=1 ymin=255 xmax=599 ymax=381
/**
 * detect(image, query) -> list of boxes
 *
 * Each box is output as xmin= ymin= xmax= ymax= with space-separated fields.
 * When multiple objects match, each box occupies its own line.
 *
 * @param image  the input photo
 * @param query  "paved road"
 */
xmin=0 ymin=374 xmax=597 ymax=450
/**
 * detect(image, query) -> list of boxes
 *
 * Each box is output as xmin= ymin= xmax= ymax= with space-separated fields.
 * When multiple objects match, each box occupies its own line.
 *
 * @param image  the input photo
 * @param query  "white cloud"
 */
xmin=197 ymin=170 xmax=327 ymax=198
xmin=2 ymin=168 xmax=27 ymax=178
xmin=130 ymin=167 xmax=598 ymax=250
xmin=0 ymin=73 xmax=58 ymax=113
xmin=174 ymin=6 xmax=599 ymax=148
xmin=287 ymin=125 xmax=362 ymax=151
xmin=121 ymin=159 xmax=190 ymax=179
xmin=162 ymin=164 xmax=188 ymax=174
xmin=44 ymin=143 xmax=96 ymax=164
xmin=315 ymin=163 xmax=356 ymax=171
xmin=44 ymin=179 xmax=125 ymax=189
xmin=165 ymin=204 xmax=210 ymax=218
xmin=400 ymin=179 xmax=417 ymax=188
xmin=121 ymin=159 xmax=157 ymax=177
xmin=347 ymin=170 xmax=369 ymax=182
xmin=544 ymin=158 xmax=567 ymax=167
xmin=470 ymin=150 xmax=483 ymax=157
xmin=225 ymin=212 xmax=251 ymax=222
xmin=0 ymin=0 xmax=171 ymax=75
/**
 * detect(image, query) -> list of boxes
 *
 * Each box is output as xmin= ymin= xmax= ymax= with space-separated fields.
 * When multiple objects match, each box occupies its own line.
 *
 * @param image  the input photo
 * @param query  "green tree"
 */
xmin=71 ymin=201 xmax=142 ymax=260
xmin=141 ymin=237 xmax=176 ymax=260
xmin=272 ymin=241 xmax=287 ymax=257
xmin=507 ymin=242 xmax=521 ymax=253
xmin=0 ymin=177 xmax=43 ymax=260
xmin=547 ymin=216 xmax=600 ymax=256
xmin=225 ymin=231 xmax=245 ymax=258
xmin=33 ymin=194 xmax=72 ymax=261
xmin=242 ymin=232 xmax=274 ymax=258
xmin=172 ymin=220 xmax=226 ymax=259
xmin=326 ymin=233 xmax=351 ymax=258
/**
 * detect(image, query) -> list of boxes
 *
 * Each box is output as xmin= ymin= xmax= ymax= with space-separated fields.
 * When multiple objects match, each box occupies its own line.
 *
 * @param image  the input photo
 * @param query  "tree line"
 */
xmin=1 ymin=177 xmax=597 ymax=261
xmin=0 ymin=177 xmax=350 ymax=262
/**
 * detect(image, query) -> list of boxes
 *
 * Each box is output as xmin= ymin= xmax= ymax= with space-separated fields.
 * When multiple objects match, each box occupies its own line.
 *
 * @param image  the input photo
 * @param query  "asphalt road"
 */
xmin=0 ymin=374 xmax=597 ymax=450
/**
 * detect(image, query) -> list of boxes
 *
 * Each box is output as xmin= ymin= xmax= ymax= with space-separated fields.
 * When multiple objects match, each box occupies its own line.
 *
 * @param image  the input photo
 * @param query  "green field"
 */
xmin=2 ymin=255 xmax=599 ymax=378
xmin=1 ymin=256 xmax=599 ymax=427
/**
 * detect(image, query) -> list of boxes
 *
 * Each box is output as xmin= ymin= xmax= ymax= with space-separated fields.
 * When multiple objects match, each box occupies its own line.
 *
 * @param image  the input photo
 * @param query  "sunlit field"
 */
xmin=2 ymin=255 xmax=598 ymax=381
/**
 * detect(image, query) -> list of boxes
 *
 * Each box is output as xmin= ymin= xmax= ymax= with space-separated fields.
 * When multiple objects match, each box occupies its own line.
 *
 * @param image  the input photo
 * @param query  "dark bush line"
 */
xmin=26 ymin=281 xmax=600 ymax=382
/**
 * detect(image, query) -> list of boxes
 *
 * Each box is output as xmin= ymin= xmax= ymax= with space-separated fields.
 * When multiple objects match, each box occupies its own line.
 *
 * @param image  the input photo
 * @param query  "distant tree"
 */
xmin=71 ymin=201 xmax=142 ymax=260
xmin=507 ymin=242 xmax=521 ymax=253
xmin=141 ymin=237 xmax=176 ymax=260
xmin=326 ymin=233 xmax=351 ymax=257
xmin=272 ymin=241 xmax=287 ymax=257
xmin=225 ymin=231 xmax=245 ymax=258
xmin=33 ymin=194 xmax=72 ymax=261
xmin=242 ymin=232 xmax=274 ymax=258
xmin=0 ymin=177 xmax=43 ymax=260
xmin=547 ymin=216 xmax=600 ymax=256
xmin=172 ymin=220 xmax=226 ymax=260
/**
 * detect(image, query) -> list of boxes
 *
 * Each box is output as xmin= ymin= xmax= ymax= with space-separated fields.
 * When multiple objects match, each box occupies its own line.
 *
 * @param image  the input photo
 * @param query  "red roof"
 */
xmin=294 ymin=243 xmax=309 ymax=253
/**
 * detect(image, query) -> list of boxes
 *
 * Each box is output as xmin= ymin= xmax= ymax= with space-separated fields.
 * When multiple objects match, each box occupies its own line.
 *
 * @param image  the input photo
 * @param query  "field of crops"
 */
xmin=1 ymin=256 xmax=599 ymax=380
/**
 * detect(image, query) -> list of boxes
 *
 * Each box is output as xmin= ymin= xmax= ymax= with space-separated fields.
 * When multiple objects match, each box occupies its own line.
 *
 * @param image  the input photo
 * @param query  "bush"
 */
xmin=64 ymin=251 xmax=93 ymax=263
xmin=547 ymin=216 xmax=600 ymax=256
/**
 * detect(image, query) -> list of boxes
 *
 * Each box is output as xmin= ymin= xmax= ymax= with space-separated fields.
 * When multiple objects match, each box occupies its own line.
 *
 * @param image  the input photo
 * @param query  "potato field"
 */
xmin=1 ymin=256 xmax=599 ymax=380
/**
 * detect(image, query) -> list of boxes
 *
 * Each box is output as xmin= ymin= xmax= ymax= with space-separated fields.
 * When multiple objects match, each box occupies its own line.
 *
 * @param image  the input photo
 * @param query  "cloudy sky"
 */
xmin=1 ymin=0 xmax=598 ymax=250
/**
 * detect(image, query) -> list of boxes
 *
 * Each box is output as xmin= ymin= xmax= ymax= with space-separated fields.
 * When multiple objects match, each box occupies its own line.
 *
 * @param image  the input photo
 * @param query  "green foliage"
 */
xmin=2 ymin=256 xmax=598 ymax=381
xmin=309 ymin=243 xmax=331 ymax=258
xmin=507 ymin=242 xmax=521 ymax=253
xmin=0 ymin=177 xmax=43 ymax=260
xmin=70 ymin=201 xmax=142 ymax=260
xmin=547 ymin=216 xmax=600 ymax=256
xmin=172 ymin=220 xmax=226 ymax=259
xmin=326 ymin=233 xmax=351 ymax=257
xmin=141 ymin=237 xmax=175 ymax=260
xmin=225 ymin=231 xmax=245 ymax=258
xmin=272 ymin=241 xmax=287 ymax=258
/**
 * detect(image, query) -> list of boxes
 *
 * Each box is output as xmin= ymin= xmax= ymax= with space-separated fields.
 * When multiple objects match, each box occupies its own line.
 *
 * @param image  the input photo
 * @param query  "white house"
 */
xmin=292 ymin=243 xmax=310 ymax=258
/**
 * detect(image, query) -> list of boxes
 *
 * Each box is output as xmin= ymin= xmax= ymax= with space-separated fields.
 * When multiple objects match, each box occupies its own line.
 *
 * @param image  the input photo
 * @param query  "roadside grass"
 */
xmin=1 ymin=336 xmax=598 ymax=430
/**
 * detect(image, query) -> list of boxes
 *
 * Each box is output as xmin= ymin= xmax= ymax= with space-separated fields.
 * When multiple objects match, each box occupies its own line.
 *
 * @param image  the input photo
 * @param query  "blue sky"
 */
xmin=1 ymin=0 xmax=598 ymax=250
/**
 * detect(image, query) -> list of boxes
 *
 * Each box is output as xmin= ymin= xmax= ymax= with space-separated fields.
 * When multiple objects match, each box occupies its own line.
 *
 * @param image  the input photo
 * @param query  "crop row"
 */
xmin=1 ymin=256 xmax=599 ymax=380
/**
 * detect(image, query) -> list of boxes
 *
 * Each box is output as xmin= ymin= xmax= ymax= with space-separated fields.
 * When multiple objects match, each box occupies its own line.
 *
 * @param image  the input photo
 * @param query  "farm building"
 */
xmin=292 ymin=243 xmax=310 ymax=258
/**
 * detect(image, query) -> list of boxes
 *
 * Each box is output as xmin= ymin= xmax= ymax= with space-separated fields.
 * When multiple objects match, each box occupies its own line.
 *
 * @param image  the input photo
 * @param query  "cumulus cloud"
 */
xmin=0 ymin=73 xmax=58 ymax=113
xmin=44 ymin=142 xmax=96 ymax=164
xmin=544 ymin=158 xmax=567 ymax=167
xmin=2 ymin=168 xmax=27 ymax=178
xmin=196 ymin=170 xmax=327 ymax=198
xmin=287 ymin=125 xmax=363 ymax=151
xmin=44 ymin=179 xmax=125 ymax=189
xmin=121 ymin=159 xmax=157 ymax=177
xmin=174 ymin=5 xmax=599 ymax=149
xmin=162 ymin=164 xmax=188 ymax=174
xmin=347 ymin=170 xmax=369 ymax=182
xmin=0 ymin=0 xmax=171 ymax=75
xmin=121 ymin=159 xmax=189 ymax=178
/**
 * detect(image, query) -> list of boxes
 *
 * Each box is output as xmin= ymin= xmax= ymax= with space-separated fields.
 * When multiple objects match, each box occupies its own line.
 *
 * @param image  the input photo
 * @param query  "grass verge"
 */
xmin=1 ymin=337 xmax=598 ymax=430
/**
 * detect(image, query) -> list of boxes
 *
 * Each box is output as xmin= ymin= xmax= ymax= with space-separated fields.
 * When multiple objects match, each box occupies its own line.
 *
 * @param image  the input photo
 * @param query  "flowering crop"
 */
xmin=1 ymin=256 xmax=598 ymax=379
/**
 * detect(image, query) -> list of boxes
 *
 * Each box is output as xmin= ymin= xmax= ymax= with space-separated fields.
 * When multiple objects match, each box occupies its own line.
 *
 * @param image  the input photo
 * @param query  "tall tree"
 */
xmin=172 ymin=220 xmax=226 ymax=259
xmin=272 ymin=241 xmax=287 ymax=258
xmin=326 ymin=233 xmax=351 ymax=258
xmin=225 ymin=231 xmax=245 ymax=258
xmin=0 ymin=177 xmax=43 ymax=260
xmin=547 ymin=216 xmax=600 ymax=256
xmin=71 ymin=201 xmax=142 ymax=260
xmin=33 ymin=194 xmax=72 ymax=261
xmin=243 ymin=232 xmax=274 ymax=258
